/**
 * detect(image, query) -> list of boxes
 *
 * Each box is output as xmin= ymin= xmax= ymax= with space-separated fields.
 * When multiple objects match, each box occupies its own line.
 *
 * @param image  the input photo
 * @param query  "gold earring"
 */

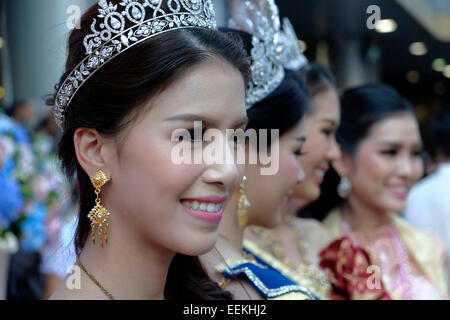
xmin=237 ymin=176 xmax=251 ymax=228
xmin=88 ymin=169 xmax=110 ymax=248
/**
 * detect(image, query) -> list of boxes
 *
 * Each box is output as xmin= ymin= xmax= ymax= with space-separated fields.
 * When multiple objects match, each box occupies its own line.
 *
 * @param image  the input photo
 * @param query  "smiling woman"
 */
xmin=317 ymin=84 xmax=449 ymax=299
xmin=45 ymin=0 xmax=251 ymax=300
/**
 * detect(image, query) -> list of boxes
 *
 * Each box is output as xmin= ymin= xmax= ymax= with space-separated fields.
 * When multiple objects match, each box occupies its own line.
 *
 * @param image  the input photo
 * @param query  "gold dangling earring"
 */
xmin=88 ymin=169 xmax=111 ymax=248
xmin=237 ymin=176 xmax=251 ymax=228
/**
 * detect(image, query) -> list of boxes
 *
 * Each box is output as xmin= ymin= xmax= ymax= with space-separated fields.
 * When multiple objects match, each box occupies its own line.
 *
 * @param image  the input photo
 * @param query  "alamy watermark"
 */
xmin=366 ymin=5 xmax=381 ymax=30
xmin=66 ymin=5 xmax=81 ymax=30
xmin=170 ymin=122 xmax=280 ymax=176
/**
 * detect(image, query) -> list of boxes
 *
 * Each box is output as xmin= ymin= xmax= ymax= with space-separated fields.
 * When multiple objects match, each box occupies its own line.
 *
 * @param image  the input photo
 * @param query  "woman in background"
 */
xmin=244 ymin=63 xmax=340 ymax=299
xmin=316 ymin=84 xmax=448 ymax=299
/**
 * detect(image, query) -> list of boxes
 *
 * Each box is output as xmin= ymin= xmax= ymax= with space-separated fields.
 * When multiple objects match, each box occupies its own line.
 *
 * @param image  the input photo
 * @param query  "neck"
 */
xmin=218 ymin=190 xmax=244 ymax=249
xmin=79 ymin=212 xmax=174 ymax=300
xmin=341 ymin=195 xmax=391 ymax=233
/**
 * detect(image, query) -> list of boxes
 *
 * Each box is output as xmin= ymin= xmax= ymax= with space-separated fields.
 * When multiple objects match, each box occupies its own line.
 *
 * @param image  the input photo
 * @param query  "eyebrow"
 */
xmin=320 ymin=119 xmax=338 ymax=126
xmin=377 ymin=141 xmax=423 ymax=148
xmin=164 ymin=113 xmax=249 ymax=128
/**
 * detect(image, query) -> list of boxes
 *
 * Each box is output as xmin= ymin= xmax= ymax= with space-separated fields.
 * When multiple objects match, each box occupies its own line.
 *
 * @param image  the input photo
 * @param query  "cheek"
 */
xmin=411 ymin=158 xmax=424 ymax=183
xmin=278 ymin=150 xmax=301 ymax=193
xmin=353 ymin=153 xmax=393 ymax=189
xmin=111 ymin=133 xmax=201 ymax=221
xmin=302 ymin=130 xmax=329 ymax=176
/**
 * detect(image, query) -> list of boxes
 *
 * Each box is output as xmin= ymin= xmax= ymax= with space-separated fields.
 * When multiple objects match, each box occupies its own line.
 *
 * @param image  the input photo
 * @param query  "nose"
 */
xmin=326 ymin=136 xmax=341 ymax=162
xmin=397 ymin=154 xmax=414 ymax=179
xmin=202 ymin=134 xmax=240 ymax=188
xmin=203 ymin=162 xmax=240 ymax=188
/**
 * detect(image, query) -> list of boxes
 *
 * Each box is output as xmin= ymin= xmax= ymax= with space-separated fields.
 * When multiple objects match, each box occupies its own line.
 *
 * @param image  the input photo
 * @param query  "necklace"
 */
xmin=213 ymin=242 xmax=254 ymax=299
xmin=249 ymin=223 xmax=331 ymax=298
xmin=76 ymin=256 xmax=116 ymax=300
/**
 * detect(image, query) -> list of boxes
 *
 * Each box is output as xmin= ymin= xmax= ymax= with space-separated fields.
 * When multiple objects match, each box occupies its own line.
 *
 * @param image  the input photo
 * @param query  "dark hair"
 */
xmin=298 ymin=62 xmax=337 ymax=99
xmin=337 ymin=84 xmax=414 ymax=156
xmin=221 ymin=28 xmax=309 ymax=143
xmin=300 ymin=84 xmax=416 ymax=220
xmin=431 ymin=107 xmax=450 ymax=158
xmin=46 ymin=1 xmax=249 ymax=300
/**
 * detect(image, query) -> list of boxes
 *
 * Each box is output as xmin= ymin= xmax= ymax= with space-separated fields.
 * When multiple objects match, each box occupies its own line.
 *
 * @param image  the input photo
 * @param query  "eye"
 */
xmin=294 ymin=149 xmax=306 ymax=156
xmin=230 ymin=135 xmax=244 ymax=147
xmin=380 ymin=149 xmax=397 ymax=156
xmin=186 ymin=127 xmax=206 ymax=143
xmin=322 ymin=129 xmax=333 ymax=136
xmin=411 ymin=150 xmax=423 ymax=158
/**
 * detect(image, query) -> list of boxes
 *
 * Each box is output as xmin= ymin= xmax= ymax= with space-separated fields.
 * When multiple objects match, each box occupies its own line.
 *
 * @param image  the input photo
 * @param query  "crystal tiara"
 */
xmin=228 ymin=0 xmax=308 ymax=109
xmin=54 ymin=0 xmax=216 ymax=129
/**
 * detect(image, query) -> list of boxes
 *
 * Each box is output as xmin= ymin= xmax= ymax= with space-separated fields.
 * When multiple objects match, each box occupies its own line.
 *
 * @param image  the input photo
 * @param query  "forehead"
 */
xmin=310 ymin=89 xmax=340 ymax=119
xmin=365 ymin=113 xmax=422 ymax=145
xmin=144 ymin=60 xmax=246 ymax=121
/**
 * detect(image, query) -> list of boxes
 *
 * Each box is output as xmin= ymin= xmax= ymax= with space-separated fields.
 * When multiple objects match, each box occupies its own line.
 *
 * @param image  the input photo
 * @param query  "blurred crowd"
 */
xmin=0 ymin=101 xmax=77 ymax=299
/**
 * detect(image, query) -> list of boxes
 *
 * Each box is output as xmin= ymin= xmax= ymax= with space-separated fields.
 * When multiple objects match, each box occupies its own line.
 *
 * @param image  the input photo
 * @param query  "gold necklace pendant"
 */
xmin=76 ymin=256 xmax=116 ymax=300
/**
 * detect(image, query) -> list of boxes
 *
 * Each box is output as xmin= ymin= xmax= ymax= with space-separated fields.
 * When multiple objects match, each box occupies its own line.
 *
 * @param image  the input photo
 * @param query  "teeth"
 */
xmin=182 ymin=200 xmax=222 ymax=213
xmin=314 ymin=169 xmax=325 ymax=178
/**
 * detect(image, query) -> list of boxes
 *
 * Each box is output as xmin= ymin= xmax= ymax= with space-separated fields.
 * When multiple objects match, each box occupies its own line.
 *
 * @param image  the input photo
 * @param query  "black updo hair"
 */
xmin=337 ymin=84 xmax=415 ymax=155
xmin=298 ymin=62 xmax=337 ymax=99
xmin=220 ymin=28 xmax=310 ymax=144
xmin=300 ymin=84 xmax=417 ymax=221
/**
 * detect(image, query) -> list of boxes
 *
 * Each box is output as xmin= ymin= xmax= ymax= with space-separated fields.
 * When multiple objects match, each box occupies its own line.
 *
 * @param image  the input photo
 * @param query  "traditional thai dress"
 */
xmin=216 ymin=252 xmax=320 ymax=300
xmin=242 ymin=217 xmax=333 ymax=299
xmin=322 ymin=208 xmax=449 ymax=300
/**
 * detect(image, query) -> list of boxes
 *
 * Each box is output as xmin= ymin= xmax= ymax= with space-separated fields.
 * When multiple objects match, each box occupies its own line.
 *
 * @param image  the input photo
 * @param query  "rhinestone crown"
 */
xmin=228 ymin=0 xmax=307 ymax=108
xmin=54 ymin=0 xmax=216 ymax=129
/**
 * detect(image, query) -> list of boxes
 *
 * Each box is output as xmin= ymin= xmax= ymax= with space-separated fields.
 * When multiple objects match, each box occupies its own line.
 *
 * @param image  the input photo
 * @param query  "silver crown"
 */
xmin=228 ymin=0 xmax=307 ymax=109
xmin=54 ymin=0 xmax=216 ymax=129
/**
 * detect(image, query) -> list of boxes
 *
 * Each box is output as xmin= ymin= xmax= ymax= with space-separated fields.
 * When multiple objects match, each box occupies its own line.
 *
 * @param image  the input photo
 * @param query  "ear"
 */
xmin=332 ymin=147 xmax=353 ymax=177
xmin=73 ymin=128 xmax=114 ymax=180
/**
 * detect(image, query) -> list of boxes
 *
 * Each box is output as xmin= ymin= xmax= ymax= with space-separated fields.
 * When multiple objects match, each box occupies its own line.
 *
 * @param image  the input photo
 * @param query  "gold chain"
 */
xmin=76 ymin=256 xmax=116 ymax=300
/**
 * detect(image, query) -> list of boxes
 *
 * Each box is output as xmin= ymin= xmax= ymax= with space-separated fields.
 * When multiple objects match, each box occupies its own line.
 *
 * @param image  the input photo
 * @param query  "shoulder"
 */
xmin=291 ymin=218 xmax=331 ymax=242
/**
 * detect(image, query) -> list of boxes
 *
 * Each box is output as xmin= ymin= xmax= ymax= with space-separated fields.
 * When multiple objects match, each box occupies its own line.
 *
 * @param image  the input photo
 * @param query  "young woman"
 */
xmin=316 ymin=84 xmax=449 ymax=299
xmin=48 ymin=0 xmax=251 ymax=300
xmin=200 ymin=0 xmax=319 ymax=299
xmin=244 ymin=63 xmax=341 ymax=299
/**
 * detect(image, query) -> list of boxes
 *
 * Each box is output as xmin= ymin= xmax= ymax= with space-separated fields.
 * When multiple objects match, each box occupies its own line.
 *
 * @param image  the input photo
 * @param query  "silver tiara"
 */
xmin=54 ymin=0 xmax=216 ymax=129
xmin=228 ymin=0 xmax=307 ymax=108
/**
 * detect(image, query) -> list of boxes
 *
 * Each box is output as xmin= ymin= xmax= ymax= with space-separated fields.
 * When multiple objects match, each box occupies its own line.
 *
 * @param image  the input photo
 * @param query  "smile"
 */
xmin=180 ymin=196 xmax=227 ymax=224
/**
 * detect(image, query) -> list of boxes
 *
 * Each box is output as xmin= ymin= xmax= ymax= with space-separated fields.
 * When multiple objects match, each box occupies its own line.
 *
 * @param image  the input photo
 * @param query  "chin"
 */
xmin=176 ymin=234 xmax=217 ymax=256
xmin=381 ymin=198 xmax=407 ymax=214
xmin=295 ymin=182 xmax=320 ymax=206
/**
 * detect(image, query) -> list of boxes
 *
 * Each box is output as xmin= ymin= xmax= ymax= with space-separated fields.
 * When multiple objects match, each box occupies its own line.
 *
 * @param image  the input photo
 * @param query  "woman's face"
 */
xmin=103 ymin=60 xmax=247 ymax=255
xmin=343 ymin=113 xmax=424 ymax=214
xmin=293 ymin=88 xmax=341 ymax=206
xmin=246 ymin=118 xmax=307 ymax=228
